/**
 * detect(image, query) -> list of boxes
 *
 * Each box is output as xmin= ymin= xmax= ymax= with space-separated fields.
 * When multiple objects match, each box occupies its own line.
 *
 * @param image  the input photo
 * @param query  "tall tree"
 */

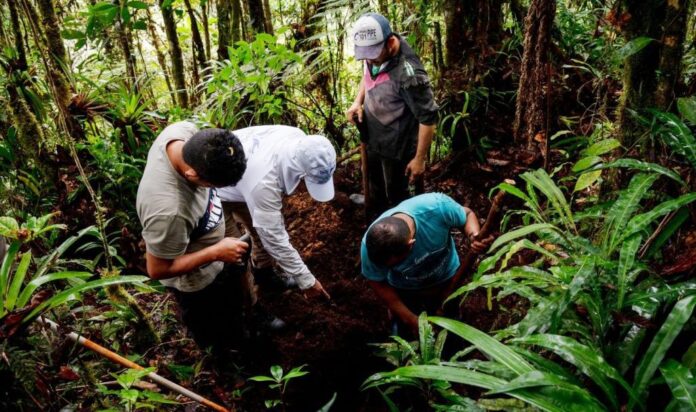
xmin=217 ymin=0 xmax=231 ymax=59
xmin=159 ymin=0 xmax=189 ymax=108
xmin=246 ymin=0 xmax=266 ymax=34
xmin=616 ymin=1 xmax=663 ymax=144
xmin=201 ymin=0 xmax=211 ymax=60
xmin=183 ymin=0 xmax=207 ymax=70
xmin=113 ymin=0 xmax=138 ymax=90
xmin=444 ymin=0 xmax=503 ymax=70
xmin=262 ymin=0 xmax=273 ymax=34
xmin=655 ymin=0 xmax=689 ymax=110
xmin=513 ymin=0 xmax=556 ymax=148
xmin=7 ymin=0 xmax=28 ymax=71
xmin=146 ymin=9 xmax=177 ymax=106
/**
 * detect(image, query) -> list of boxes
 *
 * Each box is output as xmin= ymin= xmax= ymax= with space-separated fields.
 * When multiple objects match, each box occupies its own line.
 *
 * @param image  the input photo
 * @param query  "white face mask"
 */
xmin=370 ymin=61 xmax=389 ymax=76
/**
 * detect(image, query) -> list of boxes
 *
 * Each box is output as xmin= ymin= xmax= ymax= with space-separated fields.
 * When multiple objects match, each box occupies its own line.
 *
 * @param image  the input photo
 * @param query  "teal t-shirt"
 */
xmin=361 ymin=193 xmax=467 ymax=290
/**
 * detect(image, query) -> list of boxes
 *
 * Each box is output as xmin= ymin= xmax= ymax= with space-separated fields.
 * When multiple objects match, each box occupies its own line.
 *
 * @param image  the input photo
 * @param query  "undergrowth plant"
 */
xmin=366 ymin=167 xmax=696 ymax=411
xmin=97 ymin=367 xmax=178 ymax=412
xmin=250 ymin=364 xmax=309 ymax=410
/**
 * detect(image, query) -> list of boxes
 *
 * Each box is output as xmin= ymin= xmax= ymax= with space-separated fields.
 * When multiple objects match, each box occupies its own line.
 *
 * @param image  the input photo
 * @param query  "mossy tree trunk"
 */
xmin=513 ymin=0 xmax=556 ymax=147
xmin=655 ymin=0 xmax=689 ymax=110
xmin=8 ymin=0 xmax=28 ymax=71
xmin=113 ymin=0 xmax=138 ymax=91
xmin=262 ymin=0 xmax=274 ymax=35
xmin=616 ymin=0 xmax=664 ymax=144
xmin=159 ymin=0 xmax=189 ymax=108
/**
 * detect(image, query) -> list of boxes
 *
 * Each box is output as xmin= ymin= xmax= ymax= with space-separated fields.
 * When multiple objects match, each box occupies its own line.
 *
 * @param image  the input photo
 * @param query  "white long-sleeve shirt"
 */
xmin=218 ymin=126 xmax=316 ymax=290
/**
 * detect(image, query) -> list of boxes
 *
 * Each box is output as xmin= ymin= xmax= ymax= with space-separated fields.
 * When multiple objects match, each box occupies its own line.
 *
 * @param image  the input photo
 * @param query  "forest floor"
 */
xmin=42 ymin=149 xmax=532 ymax=411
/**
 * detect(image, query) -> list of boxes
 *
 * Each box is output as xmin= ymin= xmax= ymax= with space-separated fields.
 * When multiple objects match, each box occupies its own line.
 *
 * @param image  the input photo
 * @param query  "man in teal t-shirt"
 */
xmin=361 ymin=193 xmax=491 ymax=335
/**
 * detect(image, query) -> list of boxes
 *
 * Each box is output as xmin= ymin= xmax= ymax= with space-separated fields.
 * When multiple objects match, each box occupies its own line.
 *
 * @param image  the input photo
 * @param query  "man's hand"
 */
xmin=346 ymin=103 xmax=363 ymax=125
xmin=303 ymin=279 xmax=331 ymax=300
xmin=405 ymin=156 xmax=426 ymax=184
xmin=213 ymin=237 xmax=249 ymax=264
xmin=470 ymin=234 xmax=494 ymax=254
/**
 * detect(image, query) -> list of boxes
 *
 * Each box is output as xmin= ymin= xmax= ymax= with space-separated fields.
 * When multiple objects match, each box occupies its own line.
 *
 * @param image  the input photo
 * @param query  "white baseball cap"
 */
xmin=352 ymin=13 xmax=392 ymax=60
xmin=296 ymin=135 xmax=336 ymax=202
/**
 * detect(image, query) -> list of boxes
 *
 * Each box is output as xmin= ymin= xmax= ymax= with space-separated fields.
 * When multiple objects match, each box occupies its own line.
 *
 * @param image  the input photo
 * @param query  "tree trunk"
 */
xmin=34 ymin=0 xmax=73 ymax=112
xmin=654 ymin=0 xmax=689 ymax=110
xmin=246 ymin=0 xmax=266 ymax=34
xmin=159 ymin=0 xmax=189 ymax=108
xmin=183 ymin=0 xmax=207 ymax=70
xmin=262 ymin=0 xmax=274 ymax=35
xmin=201 ymin=0 xmax=211 ymax=60
xmin=292 ymin=0 xmax=341 ymax=145
xmin=217 ymin=0 xmax=231 ymax=59
xmin=232 ymin=0 xmax=243 ymax=41
xmin=513 ymin=0 xmax=556 ymax=147
xmin=113 ymin=0 xmax=138 ymax=90
xmin=616 ymin=0 xmax=664 ymax=144
xmin=8 ymin=0 xmax=28 ymax=71
xmin=146 ymin=10 xmax=177 ymax=106
xmin=444 ymin=0 xmax=467 ymax=68
xmin=5 ymin=80 xmax=44 ymax=165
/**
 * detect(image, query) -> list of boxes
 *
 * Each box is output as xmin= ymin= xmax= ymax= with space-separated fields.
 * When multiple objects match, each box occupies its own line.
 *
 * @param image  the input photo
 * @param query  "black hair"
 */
xmin=366 ymin=216 xmax=411 ymax=266
xmin=182 ymin=128 xmax=246 ymax=187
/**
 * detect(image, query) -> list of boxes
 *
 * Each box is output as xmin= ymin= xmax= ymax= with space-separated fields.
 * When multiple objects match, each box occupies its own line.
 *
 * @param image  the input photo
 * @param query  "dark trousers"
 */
xmin=366 ymin=152 xmax=410 ymax=216
xmin=170 ymin=264 xmax=245 ymax=354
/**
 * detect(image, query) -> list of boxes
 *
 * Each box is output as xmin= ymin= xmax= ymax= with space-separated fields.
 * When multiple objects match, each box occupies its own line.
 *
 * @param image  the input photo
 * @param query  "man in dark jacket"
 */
xmin=346 ymin=13 xmax=439 ymax=214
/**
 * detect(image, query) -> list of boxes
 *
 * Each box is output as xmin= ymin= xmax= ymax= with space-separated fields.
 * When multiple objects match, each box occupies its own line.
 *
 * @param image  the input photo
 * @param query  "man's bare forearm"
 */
xmin=146 ymin=247 xmax=218 ymax=280
xmin=414 ymin=124 xmax=435 ymax=161
xmin=369 ymin=280 xmax=417 ymax=326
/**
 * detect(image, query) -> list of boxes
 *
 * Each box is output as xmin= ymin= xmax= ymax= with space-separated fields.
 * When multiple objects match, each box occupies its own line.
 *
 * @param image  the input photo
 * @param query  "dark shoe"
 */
xmin=253 ymin=267 xmax=297 ymax=292
xmin=250 ymin=305 xmax=287 ymax=333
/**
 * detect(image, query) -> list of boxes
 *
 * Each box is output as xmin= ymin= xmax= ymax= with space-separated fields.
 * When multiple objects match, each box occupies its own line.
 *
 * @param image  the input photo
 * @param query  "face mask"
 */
xmin=370 ymin=61 xmax=389 ymax=76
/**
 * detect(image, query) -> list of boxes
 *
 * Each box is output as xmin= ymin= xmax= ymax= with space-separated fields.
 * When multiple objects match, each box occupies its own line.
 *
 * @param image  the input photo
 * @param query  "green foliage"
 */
xmin=250 ymin=364 xmax=309 ymax=409
xmin=202 ymin=32 xmax=302 ymax=129
xmin=0 ymin=214 xmax=146 ymax=323
xmin=97 ymin=367 xmax=178 ymax=412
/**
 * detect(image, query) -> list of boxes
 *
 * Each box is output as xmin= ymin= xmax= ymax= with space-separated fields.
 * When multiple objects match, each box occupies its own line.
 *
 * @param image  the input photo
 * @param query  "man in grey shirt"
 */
xmin=137 ymin=122 xmax=249 ymax=353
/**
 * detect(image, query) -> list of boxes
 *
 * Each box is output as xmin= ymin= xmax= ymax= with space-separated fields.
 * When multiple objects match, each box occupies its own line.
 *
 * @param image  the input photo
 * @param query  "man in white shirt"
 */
xmin=218 ymin=126 xmax=335 ymax=299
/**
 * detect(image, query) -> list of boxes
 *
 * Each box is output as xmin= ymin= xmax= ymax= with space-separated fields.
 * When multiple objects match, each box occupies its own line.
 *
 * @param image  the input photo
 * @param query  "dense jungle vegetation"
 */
xmin=1 ymin=0 xmax=696 ymax=411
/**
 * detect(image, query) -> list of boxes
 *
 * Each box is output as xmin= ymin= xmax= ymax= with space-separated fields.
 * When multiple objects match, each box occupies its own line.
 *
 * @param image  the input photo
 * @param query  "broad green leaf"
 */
xmin=16 ymin=271 xmax=93 ymax=308
xmin=0 ymin=240 xmax=20 ymax=309
xmin=23 ymin=276 xmax=148 ymax=323
xmin=365 ymin=365 xmax=598 ymax=412
xmin=677 ymin=96 xmax=696 ymax=124
xmin=127 ymin=1 xmax=149 ymax=9
xmin=617 ymin=37 xmax=653 ymax=60
xmin=682 ymin=340 xmax=696 ymax=369
xmin=4 ymin=252 xmax=32 ymax=312
xmin=652 ymin=110 xmax=696 ymax=168
xmin=591 ymin=159 xmax=684 ymax=184
xmin=584 ymin=139 xmax=621 ymax=156
xmin=522 ymin=170 xmax=575 ymax=232
xmin=489 ymin=224 xmax=559 ymax=252
xmin=622 ymin=193 xmax=696 ymax=244
xmin=631 ymin=295 xmax=696 ymax=409
xmin=270 ymin=364 xmax=283 ymax=381
xmin=512 ymin=334 xmax=636 ymax=409
xmin=603 ymin=173 xmax=659 ymax=253
xmin=574 ymin=170 xmax=602 ymax=192
xmin=645 ymin=207 xmax=690 ymax=258
xmin=429 ymin=317 xmax=533 ymax=376
xmin=572 ymin=156 xmax=602 ymax=173
xmin=448 ymin=266 xmax=557 ymax=303
xmin=616 ymin=235 xmax=642 ymax=309
xmin=660 ymin=359 xmax=696 ymax=411
xmin=0 ymin=217 xmax=19 ymax=238
xmin=61 ymin=29 xmax=85 ymax=40
xmin=487 ymin=371 xmax=606 ymax=411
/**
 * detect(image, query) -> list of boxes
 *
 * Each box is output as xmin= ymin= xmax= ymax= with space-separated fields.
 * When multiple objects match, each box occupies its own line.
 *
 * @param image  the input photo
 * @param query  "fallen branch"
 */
xmin=337 ymin=146 xmax=361 ymax=164
xmin=36 ymin=317 xmax=231 ymax=412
